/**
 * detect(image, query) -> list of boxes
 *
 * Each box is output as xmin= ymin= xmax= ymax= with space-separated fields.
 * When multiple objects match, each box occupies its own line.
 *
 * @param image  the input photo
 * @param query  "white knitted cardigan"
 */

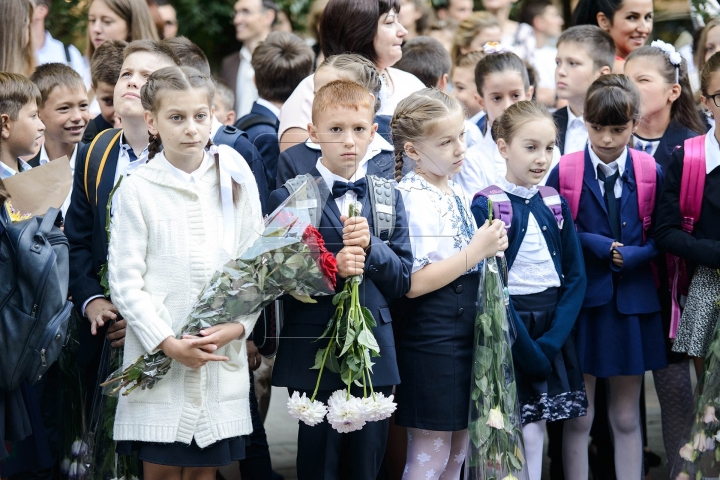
xmin=108 ymin=151 xmax=263 ymax=447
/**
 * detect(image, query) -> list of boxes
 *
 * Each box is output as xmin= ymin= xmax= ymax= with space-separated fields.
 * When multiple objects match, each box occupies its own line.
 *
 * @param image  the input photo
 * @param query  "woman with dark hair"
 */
xmin=572 ymin=0 xmax=653 ymax=72
xmin=278 ymin=0 xmax=425 ymax=152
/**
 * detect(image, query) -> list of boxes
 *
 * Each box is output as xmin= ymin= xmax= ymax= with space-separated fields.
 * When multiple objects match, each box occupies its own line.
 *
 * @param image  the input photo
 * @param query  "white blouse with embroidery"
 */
xmin=397 ymin=171 xmax=479 ymax=274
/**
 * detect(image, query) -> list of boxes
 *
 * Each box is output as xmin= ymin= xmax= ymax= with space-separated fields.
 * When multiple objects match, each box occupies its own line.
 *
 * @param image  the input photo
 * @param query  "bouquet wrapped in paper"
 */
xmin=101 ymin=177 xmax=338 ymax=396
xmin=672 ymin=276 xmax=720 ymax=479
xmin=466 ymin=203 xmax=528 ymax=480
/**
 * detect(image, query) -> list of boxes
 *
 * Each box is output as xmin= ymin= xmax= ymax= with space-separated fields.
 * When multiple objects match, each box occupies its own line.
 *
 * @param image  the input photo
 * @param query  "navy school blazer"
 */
xmin=239 ymin=101 xmax=280 ymax=191
xmin=553 ymin=106 xmax=570 ymax=155
xmin=642 ymin=119 xmax=699 ymax=172
xmin=545 ymin=146 xmax=663 ymax=314
xmin=275 ymin=131 xmax=395 ymax=187
xmin=471 ymin=192 xmax=586 ymax=378
xmin=268 ymin=170 xmax=413 ymax=391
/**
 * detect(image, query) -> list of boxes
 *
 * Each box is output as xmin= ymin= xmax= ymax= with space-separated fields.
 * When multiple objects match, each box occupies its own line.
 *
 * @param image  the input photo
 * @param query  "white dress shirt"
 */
xmin=35 ymin=31 xmax=90 ymax=89
xmin=255 ymin=98 xmax=281 ymax=118
xmin=633 ymin=134 xmax=661 ymax=157
xmin=565 ymin=107 xmax=589 ymax=155
xmin=469 ymin=110 xmax=486 ymax=127
xmin=705 ymin=126 xmax=720 ymax=174
xmin=235 ymin=46 xmax=258 ymax=118
xmin=156 ymin=150 xmax=215 ymax=185
xmin=38 ymin=144 xmax=79 ymax=216
xmin=0 ymin=158 xmax=31 ymax=180
xmin=315 ymin=157 xmax=369 ymax=217
xmin=588 ymin=146 xmax=627 ymax=198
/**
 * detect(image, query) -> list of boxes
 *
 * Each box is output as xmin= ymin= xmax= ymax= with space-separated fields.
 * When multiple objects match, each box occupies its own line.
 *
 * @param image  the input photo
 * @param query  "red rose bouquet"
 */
xmin=101 ymin=177 xmax=337 ymax=396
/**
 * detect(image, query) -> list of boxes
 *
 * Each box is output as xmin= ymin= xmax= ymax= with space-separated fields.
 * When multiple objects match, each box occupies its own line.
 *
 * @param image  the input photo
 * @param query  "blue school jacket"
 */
xmin=275 ymin=135 xmax=395 ymax=187
xmin=545 ymin=147 xmax=662 ymax=315
xmin=268 ymin=170 xmax=413 ymax=391
xmin=239 ymin=101 xmax=279 ymax=191
xmin=640 ymin=119 xmax=699 ymax=172
xmin=471 ymin=191 xmax=586 ymax=378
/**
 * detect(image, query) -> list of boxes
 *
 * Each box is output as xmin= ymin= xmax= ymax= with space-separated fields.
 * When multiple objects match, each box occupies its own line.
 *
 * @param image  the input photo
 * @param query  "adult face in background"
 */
xmin=233 ymin=0 xmax=275 ymax=48
xmin=157 ymin=2 xmax=178 ymax=38
xmin=436 ymin=0 xmax=473 ymax=23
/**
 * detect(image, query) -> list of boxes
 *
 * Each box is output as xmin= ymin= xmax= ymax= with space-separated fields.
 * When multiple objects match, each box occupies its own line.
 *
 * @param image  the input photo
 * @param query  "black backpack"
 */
xmin=0 ymin=207 xmax=73 ymax=391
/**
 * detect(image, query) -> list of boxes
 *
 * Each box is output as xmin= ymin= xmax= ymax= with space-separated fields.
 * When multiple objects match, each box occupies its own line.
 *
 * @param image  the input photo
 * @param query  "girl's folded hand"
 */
xmin=183 ymin=323 xmax=246 ymax=352
xmin=160 ymin=336 xmax=229 ymax=369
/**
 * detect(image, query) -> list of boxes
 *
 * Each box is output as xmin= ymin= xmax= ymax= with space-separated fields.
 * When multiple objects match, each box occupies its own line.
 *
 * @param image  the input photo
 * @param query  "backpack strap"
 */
xmin=213 ymin=125 xmax=247 ymax=148
xmin=537 ymin=186 xmax=564 ymax=229
xmin=628 ymin=148 xmax=657 ymax=244
xmin=558 ymin=151 xmax=585 ymax=222
xmin=63 ymin=43 xmax=71 ymax=65
xmin=474 ymin=185 xmax=513 ymax=232
xmin=680 ymin=135 xmax=706 ymax=234
xmin=235 ymin=113 xmax=278 ymax=132
xmin=366 ymin=175 xmax=396 ymax=242
xmin=84 ymin=128 xmax=122 ymax=206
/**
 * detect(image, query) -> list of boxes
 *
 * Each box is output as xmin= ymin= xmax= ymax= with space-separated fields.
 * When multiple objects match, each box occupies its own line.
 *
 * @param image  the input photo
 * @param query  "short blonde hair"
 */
xmin=311 ymin=80 xmax=375 ymax=125
xmin=451 ymin=12 xmax=499 ymax=64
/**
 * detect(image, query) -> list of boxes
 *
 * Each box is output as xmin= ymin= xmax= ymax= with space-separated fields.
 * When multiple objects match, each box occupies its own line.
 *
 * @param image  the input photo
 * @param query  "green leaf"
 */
xmin=310 ymin=348 xmax=326 ymax=370
xmin=340 ymin=326 xmax=356 ymax=356
xmin=332 ymin=290 xmax=350 ymax=306
xmin=357 ymin=328 xmax=380 ymax=353
xmin=361 ymin=306 xmax=377 ymax=328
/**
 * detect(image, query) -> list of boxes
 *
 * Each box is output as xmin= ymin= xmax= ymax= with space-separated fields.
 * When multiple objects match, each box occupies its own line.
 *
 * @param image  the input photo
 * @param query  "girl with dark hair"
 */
xmin=108 ymin=66 xmax=263 ymax=478
xmin=278 ymin=0 xmax=425 ymax=153
xmin=572 ymin=0 xmax=653 ymax=72
xmin=546 ymin=74 xmax=667 ymax=480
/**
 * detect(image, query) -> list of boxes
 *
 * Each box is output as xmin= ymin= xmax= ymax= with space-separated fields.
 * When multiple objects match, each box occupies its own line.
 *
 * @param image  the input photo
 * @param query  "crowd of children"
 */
xmin=5 ymin=0 xmax=720 ymax=479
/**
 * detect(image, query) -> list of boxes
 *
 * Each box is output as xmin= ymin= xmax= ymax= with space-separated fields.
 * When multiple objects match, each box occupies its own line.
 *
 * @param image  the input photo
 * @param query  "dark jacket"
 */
xmin=546 ymin=146 xmax=662 ymax=314
xmin=471 ymin=190 xmax=586 ymax=378
xmin=237 ymin=101 xmax=279 ymax=190
xmin=553 ymin=106 xmax=570 ymax=155
xmin=276 ymin=136 xmax=395 ymax=188
xmin=268 ymin=169 xmax=413 ymax=391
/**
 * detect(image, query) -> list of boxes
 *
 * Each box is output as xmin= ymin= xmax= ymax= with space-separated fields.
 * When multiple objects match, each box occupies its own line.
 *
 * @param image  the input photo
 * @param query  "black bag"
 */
xmin=0 ymin=208 xmax=73 ymax=391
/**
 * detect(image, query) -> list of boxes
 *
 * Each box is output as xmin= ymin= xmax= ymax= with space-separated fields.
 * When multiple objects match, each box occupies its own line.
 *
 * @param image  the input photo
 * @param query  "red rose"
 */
xmin=303 ymin=225 xmax=327 ymax=255
xmin=318 ymin=252 xmax=338 ymax=288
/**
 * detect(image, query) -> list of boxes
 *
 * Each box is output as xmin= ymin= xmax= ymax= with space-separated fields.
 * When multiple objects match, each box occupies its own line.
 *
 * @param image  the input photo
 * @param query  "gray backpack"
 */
xmin=0 ymin=207 xmax=72 ymax=391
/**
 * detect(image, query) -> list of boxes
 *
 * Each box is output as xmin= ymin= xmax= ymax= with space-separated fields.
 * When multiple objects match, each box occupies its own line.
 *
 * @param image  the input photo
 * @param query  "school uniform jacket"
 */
xmin=471 ymin=191 xmax=586 ymax=378
xmin=240 ymin=101 xmax=280 ymax=190
xmin=646 ymin=120 xmax=699 ymax=172
xmin=275 ymin=136 xmax=395 ymax=187
xmin=545 ymin=146 xmax=663 ymax=315
xmin=553 ymin=106 xmax=570 ymax=155
xmin=268 ymin=168 xmax=413 ymax=391
xmin=64 ymin=138 xmax=123 ymax=366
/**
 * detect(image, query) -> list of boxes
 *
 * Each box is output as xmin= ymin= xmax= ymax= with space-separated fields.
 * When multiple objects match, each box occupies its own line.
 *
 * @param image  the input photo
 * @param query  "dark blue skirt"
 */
xmin=116 ymin=436 xmax=245 ymax=467
xmin=512 ymin=288 xmax=588 ymax=425
xmin=576 ymin=291 xmax=667 ymax=377
xmin=395 ymin=273 xmax=480 ymax=431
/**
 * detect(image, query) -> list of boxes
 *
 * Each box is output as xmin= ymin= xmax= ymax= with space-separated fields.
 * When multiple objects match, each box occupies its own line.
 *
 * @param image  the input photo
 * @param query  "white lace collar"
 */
xmin=496 ymin=175 xmax=538 ymax=199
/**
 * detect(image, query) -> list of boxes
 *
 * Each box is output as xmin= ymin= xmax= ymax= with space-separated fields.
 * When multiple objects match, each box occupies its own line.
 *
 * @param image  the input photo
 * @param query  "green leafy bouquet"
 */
xmin=672 ymin=270 xmax=720 ymax=480
xmin=287 ymin=202 xmax=396 ymax=432
xmin=465 ymin=202 xmax=528 ymax=480
xmin=100 ymin=177 xmax=338 ymax=396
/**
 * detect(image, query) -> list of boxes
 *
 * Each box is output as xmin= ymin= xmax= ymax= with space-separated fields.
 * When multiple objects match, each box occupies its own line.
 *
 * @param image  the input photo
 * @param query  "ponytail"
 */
xmin=147 ymin=133 xmax=162 ymax=160
xmin=393 ymin=150 xmax=404 ymax=182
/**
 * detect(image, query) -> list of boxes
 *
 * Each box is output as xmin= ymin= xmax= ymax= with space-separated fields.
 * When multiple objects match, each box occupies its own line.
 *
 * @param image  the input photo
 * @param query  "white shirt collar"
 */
xmin=588 ymin=145 xmax=627 ymax=179
xmin=315 ymin=156 xmax=367 ymax=187
xmin=39 ymin=144 xmax=78 ymax=172
xmin=567 ymin=106 xmax=583 ymax=126
xmin=705 ymin=126 xmax=720 ymax=174
xmin=156 ymin=150 xmax=214 ymax=184
xmin=305 ymin=132 xmax=393 ymax=156
xmin=255 ymin=98 xmax=281 ymax=118
xmin=497 ymin=174 xmax=538 ymax=199
xmin=469 ymin=110 xmax=486 ymax=125
xmin=0 ymin=158 xmax=31 ymax=179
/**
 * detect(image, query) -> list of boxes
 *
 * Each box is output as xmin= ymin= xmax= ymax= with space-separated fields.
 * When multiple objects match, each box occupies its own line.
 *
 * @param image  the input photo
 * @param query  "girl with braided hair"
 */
xmin=392 ymin=88 xmax=508 ymax=480
xmin=108 ymin=65 xmax=263 ymax=478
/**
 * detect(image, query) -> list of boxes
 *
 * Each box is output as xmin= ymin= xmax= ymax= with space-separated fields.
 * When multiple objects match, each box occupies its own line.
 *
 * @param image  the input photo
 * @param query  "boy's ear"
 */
xmin=403 ymin=141 xmax=420 ymax=161
xmin=475 ymin=93 xmax=486 ymax=110
xmin=497 ymin=138 xmax=510 ymax=159
xmin=368 ymin=122 xmax=378 ymax=144
xmin=599 ymin=65 xmax=612 ymax=76
xmin=308 ymin=122 xmax=319 ymax=144
xmin=436 ymin=73 xmax=449 ymax=93
xmin=226 ymin=110 xmax=237 ymax=126
xmin=1 ymin=114 xmax=10 ymax=139
xmin=144 ymin=111 xmax=158 ymax=136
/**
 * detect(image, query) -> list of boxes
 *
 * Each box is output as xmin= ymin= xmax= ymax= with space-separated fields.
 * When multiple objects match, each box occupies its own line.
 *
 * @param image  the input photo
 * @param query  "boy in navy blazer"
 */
xmin=236 ymin=31 xmax=314 ymax=191
xmin=269 ymin=80 xmax=412 ymax=479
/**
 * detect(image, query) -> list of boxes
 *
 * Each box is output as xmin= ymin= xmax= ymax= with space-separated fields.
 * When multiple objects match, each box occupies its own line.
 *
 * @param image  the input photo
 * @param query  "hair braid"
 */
xmin=147 ymin=133 xmax=163 ymax=160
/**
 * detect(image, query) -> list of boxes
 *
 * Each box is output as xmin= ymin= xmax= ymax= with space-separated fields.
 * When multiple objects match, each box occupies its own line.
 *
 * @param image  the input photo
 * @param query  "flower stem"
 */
xmin=311 ymin=321 xmax=338 ymax=402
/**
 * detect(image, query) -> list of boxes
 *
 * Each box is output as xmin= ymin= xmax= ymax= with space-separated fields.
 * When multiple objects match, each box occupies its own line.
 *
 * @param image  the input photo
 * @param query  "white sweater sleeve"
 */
xmin=108 ymin=180 xmax=176 ymax=353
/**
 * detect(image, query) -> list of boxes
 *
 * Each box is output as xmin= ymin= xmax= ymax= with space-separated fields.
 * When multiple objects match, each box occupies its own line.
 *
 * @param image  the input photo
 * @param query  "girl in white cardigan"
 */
xmin=108 ymin=66 xmax=263 ymax=478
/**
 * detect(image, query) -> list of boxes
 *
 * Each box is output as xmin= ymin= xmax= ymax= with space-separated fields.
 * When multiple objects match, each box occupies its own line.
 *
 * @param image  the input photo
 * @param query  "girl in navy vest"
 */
xmin=656 ymin=53 xmax=720 ymax=379
xmin=392 ymin=89 xmax=508 ymax=479
xmin=471 ymin=101 xmax=587 ymax=480
xmin=546 ymin=74 xmax=666 ymax=479
xmin=624 ymin=40 xmax=703 ymax=468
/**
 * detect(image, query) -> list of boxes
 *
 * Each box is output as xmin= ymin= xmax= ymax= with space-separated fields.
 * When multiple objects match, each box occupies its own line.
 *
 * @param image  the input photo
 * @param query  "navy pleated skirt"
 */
xmin=116 ymin=436 xmax=245 ymax=467
xmin=395 ymin=273 xmax=480 ymax=431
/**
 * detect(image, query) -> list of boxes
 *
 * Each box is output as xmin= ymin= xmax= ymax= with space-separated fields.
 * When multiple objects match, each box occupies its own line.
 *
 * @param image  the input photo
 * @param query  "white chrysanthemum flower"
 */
xmin=486 ymin=407 xmax=504 ymax=430
xmin=678 ymin=442 xmax=697 ymax=461
xmin=287 ymin=391 xmax=327 ymax=426
xmin=60 ymin=457 xmax=71 ymax=475
xmin=704 ymin=405 xmax=718 ymax=424
xmin=70 ymin=438 xmax=88 ymax=458
xmin=327 ymin=391 xmax=367 ymax=433
xmin=361 ymin=393 xmax=396 ymax=422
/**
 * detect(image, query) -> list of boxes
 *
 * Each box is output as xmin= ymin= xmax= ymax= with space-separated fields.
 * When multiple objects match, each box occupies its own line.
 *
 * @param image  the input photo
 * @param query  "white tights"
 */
xmin=402 ymin=428 xmax=468 ymax=480
xmin=522 ymin=420 xmax=546 ymax=480
xmin=562 ymin=374 xmax=643 ymax=480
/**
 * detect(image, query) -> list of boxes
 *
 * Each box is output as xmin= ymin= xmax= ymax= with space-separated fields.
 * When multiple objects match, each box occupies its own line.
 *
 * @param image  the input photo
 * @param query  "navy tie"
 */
xmin=332 ymin=178 xmax=367 ymax=199
xmin=597 ymin=166 xmax=621 ymax=241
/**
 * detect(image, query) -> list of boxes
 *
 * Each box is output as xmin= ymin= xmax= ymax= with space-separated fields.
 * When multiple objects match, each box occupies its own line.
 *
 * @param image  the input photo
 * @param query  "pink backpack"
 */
xmin=558 ymin=148 xmax=657 ymax=243
xmin=474 ymin=185 xmax=565 ymax=233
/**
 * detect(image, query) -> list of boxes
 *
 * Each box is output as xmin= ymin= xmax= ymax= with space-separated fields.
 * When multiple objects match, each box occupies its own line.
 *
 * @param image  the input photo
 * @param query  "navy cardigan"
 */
xmin=471 ymin=192 xmax=586 ymax=378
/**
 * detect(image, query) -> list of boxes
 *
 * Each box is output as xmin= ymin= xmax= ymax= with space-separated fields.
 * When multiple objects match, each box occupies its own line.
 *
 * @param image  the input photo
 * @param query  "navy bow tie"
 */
xmin=331 ymin=178 xmax=367 ymax=199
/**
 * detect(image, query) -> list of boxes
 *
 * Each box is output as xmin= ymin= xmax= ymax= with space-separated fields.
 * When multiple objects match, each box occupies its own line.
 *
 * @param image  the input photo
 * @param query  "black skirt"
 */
xmin=116 ymin=436 xmax=245 ymax=467
xmin=395 ymin=273 xmax=480 ymax=431
xmin=512 ymin=287 xmax=588 ymax=425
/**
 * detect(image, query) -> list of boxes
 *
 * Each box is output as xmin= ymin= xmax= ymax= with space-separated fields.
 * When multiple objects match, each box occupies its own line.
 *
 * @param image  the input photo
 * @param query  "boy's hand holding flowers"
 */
xmin=340 ymin=215 xmax=371 ymax=249
xmin=336 ymin=246 xmax=366 ymax=278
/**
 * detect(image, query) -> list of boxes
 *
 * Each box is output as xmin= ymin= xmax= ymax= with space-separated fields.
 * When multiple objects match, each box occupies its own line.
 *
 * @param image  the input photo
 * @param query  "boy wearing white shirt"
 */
xmin=0 ymin=74 xmax=45 ymax=180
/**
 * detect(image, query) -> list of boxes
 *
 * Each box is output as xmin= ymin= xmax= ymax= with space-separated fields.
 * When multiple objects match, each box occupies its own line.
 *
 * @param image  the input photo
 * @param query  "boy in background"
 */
xmin=554 ymin=25 xmax=614 ymax=154
xmin=214 ymin=80 xmax=237 ymax=126
xmin=236 ymin=31 xmax=313 ymax=191
xmin=29 ymin=63 xmax=89 ymax=217
xmin=521 ymin=0 xmax=564 ymax=107
xmin=83 ymin=40 xmax=127 ymax=143
xmin=451 ymin=51 xmax=486 ymax=133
